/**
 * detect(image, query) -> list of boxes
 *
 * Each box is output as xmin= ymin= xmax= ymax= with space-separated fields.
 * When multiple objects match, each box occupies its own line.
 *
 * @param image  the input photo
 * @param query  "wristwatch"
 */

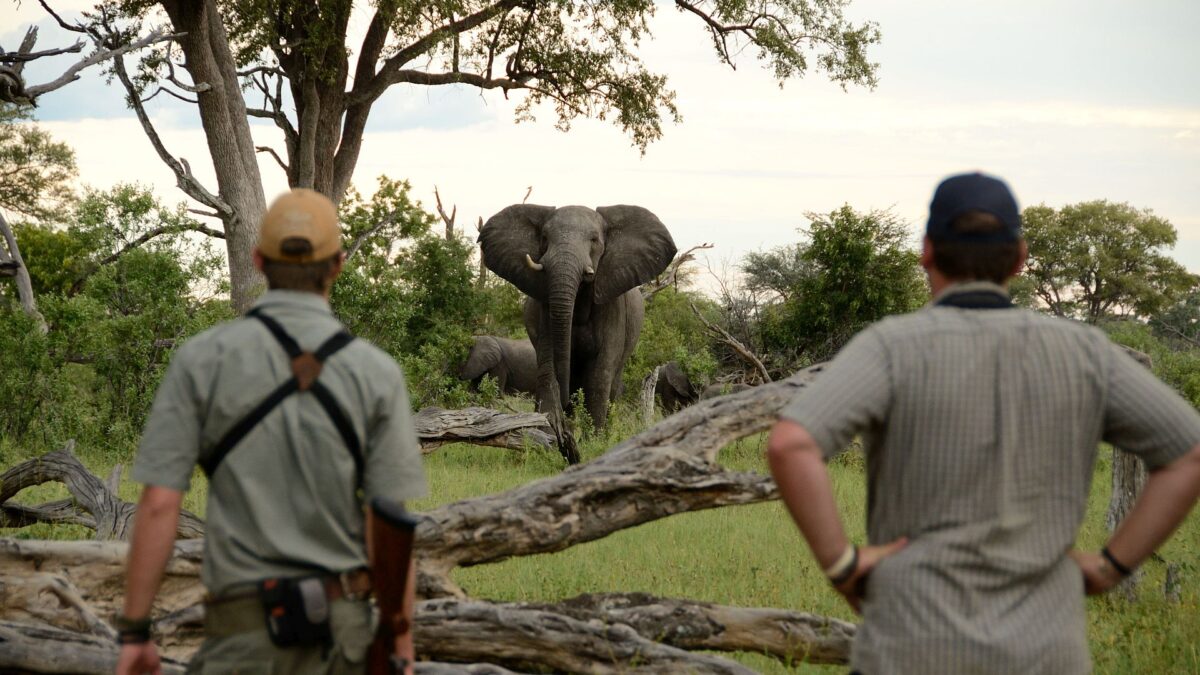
xmin=114 ymin=614 xmax=152 ymax=644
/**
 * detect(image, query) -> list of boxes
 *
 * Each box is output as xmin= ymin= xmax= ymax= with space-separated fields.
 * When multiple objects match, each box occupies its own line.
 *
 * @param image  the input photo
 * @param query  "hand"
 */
xmin=115 ymin=641 xmax=162 ymax=675
xmin=833 ymin=537 xmax=908 ymax=614
xmin=1069 ymin=549 xmax=1123 ymax=595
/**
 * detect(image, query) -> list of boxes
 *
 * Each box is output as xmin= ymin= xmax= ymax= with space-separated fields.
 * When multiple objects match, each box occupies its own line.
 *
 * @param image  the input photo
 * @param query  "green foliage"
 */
xmin=0 ymin=184 xmax=231 ymax=455
xmin=0 ymin=104 xmax=77 ymax=221
xmin=1021 ymin=201 xmax=1197 ymax=323
xmin=625 ymin=287 xmax=719 ymax=397
xmin=1103 ymin=320 xmax=1200 ymax=408
xmin=749 ymin=206 xmax=927 ymax=365
xmin=116 ymin=1 xmax=879 ymax=152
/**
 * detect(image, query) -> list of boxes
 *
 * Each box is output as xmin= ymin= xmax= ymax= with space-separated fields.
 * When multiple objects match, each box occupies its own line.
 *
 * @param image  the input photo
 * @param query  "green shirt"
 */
xmin=134 ymin=290 xmax=427 ymax=595
xmin=781 ymin=281 xmax=1200 ymax=675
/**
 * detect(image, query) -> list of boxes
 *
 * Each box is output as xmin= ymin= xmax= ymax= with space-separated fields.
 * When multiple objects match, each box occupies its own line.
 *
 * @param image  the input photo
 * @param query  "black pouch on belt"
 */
xmin=258 ymin=576 xmax=332 ymax=647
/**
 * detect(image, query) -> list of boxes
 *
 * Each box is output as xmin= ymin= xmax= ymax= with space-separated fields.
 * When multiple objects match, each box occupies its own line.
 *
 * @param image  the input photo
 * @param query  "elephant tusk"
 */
xmin=525 ymin=254 xmax=544 ymax=272
xmin=584 ymin=266 xmax=595 ymax=276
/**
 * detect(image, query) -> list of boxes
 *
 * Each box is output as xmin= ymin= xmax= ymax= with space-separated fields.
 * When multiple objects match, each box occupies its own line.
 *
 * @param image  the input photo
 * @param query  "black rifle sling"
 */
xmin=200 ymin=310 xmax=362 ymax=482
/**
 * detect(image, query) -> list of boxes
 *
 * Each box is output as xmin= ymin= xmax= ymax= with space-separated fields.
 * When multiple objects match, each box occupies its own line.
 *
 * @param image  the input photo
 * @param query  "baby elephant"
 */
xmin=457 ymin=336 xmax=538 ymax=397
xmin=655 ymin=361 xmax=699 ymax=413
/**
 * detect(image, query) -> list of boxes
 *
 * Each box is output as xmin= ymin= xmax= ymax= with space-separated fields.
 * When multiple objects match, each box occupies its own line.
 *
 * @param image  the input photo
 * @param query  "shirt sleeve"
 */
xmin=132 ymin=343 xmax=204 ymax=492
xmin=779 ymin=327 xmax=893 ymax=459
xmin=363 ymin=364 xmax=429 ymax=503
xmin=1103 ymin=341 xmax=1200 ymax=470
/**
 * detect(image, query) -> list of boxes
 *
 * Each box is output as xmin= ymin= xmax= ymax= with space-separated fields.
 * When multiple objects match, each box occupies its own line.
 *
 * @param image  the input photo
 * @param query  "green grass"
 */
xmin=3 ymin=408 xmax=1199 ymax=673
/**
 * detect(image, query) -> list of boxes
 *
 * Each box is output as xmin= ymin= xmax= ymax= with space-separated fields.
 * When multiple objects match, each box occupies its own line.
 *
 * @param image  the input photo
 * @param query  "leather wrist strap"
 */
xmin=827 ymin=545 xmax=859 ymax=587
xmin=114 ymin=614 xmax=152 ymax=644
xmin=1101 ymin=546 xmax=1133 ymax=577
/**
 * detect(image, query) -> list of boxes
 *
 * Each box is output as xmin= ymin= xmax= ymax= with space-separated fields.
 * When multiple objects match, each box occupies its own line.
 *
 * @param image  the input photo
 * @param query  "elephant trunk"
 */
xmin=547 ymin=259 xmax=583 ymax=409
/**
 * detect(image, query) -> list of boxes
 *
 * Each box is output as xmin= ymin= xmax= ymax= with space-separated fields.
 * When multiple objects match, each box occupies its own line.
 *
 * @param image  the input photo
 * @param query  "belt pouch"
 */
xmin=258 ymin=576 xmax=332 ymax=647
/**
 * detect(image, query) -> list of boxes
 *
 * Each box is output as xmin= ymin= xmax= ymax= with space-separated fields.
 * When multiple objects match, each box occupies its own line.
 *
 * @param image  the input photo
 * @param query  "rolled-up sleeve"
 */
xmin=779 ymin=328 xmax=893 ymax=459
xmin=132 ymin=344 xmax=204 ymax=492
xmin=1103 ymin=342 xmax=1200 ymax=470
xmin=364 ymin=365 xmax=428 ymax=503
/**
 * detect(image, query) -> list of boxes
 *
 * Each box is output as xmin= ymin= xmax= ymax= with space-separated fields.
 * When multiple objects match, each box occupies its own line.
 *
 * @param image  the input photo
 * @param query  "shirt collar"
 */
xmin=251 ymin=289 xmax=334 ymax=315
xmin=930 ymin=280 xmax=1011 ymax=306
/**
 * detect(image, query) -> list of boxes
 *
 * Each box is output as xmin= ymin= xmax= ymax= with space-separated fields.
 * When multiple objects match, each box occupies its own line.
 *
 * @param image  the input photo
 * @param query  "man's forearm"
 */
xmin=1107 ymin=444 xmax=1200 ymax=570
xmin=767 ymin=423 xmax=850 ymax=569
xmin=123 ymin=487 xmax=183 ymax=619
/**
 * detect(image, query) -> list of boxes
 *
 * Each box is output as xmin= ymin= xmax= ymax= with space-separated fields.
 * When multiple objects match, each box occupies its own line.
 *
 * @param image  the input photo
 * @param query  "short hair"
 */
xmin=261 ymin=242 xmax=341 ymax=292
xmin=931 ymin=211 xmax=1021 ymax=284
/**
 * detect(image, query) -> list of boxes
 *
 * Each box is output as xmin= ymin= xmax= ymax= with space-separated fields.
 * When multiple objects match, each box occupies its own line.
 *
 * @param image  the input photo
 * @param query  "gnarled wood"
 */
xmin=415 ymin=407 xmax=554 ymax=453
xmin=0 ymin=442 xmax=204 ymax=540
xmin=0 ymin=620 xmax=189 ymax=675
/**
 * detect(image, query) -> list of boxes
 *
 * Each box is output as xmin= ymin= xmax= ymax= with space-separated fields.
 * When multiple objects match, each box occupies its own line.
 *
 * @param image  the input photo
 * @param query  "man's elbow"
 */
xmin=766 ymin=420 xmax=822 ymax=465
xmin=138 ymin=485 xmax=184 ymax=520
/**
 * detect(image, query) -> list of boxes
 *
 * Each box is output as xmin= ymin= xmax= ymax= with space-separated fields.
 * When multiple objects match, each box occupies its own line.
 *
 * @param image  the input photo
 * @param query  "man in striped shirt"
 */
xmin=767 ymin=172 xmax=1200 ymax=674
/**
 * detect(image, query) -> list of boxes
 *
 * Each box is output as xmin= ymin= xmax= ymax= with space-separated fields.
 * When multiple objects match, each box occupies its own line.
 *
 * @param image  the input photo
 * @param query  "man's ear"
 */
xmin=329 ymin=251 xmax=346 ymax=282
xmin=920 ymin=236 xmax=935 ymax=272
xmin=252 ymin=248 xmax=265 ymax=273
xmin=1012 ymin=240 xmax=1029 ymax=277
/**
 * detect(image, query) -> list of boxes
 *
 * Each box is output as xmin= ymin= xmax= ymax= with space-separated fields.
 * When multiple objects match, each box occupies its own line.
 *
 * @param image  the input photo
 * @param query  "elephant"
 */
xmin=655 ymin=361 xmax=699 ymax=413
xmin=478 ymin=204 xmax=677 ymax=463
xmin=700 ymin=382 xmax=753 ymax=399
xmin=456 ymin=336 xmax=538 ymax=397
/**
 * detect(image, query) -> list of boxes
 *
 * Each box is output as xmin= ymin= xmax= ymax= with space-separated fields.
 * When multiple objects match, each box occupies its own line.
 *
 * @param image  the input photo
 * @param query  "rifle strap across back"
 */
xmin=200 ymin=308 xmax=362 ymax=483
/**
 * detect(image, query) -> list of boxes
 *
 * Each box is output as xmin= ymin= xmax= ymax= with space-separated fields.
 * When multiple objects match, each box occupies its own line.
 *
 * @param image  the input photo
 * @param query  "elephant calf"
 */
xmin=457 ymin=336 xmax=538 ymax=397
xmin=655 ymin=361 xmax=699 ymax=413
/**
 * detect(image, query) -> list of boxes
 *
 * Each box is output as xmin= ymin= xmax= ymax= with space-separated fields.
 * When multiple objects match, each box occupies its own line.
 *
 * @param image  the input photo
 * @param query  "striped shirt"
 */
xmin=781 ymin=281 xmax=1200 ymax=675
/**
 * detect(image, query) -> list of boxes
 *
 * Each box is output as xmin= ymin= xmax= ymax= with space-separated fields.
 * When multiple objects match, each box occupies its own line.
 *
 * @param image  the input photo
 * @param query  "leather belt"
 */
xmin=204 ymin=568 xmax=373 ymax=606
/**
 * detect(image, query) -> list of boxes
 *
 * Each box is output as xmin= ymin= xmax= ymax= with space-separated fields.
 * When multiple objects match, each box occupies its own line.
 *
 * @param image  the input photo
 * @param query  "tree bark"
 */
xmin=415 ymin=407 xmax=554 ymax=453
xmin=0 ymin=441 xmax=205 ymax=540
xmin=0 ymin=211 xmax=47 ymax=332
xmin=159 ymin=0 xmax=267 ymax=313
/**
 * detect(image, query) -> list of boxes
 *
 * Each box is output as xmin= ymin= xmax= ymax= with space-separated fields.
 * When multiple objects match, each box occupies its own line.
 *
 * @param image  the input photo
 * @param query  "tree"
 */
xmin=30 ymin=0 xmax=881 ymax=311
xmin=0 ymin=104 xmax=77 ymax=222
xmin=749 ymin=205 xmax=926 ymax=364
xmin=1019 ymin=200 xmax=1197 ymax=324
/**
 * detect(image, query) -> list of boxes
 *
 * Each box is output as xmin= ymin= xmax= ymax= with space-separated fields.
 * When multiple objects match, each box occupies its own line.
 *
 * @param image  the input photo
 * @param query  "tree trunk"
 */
xmin=159 ymin=0 xmax=267 ymax=313
xmin=0 ymin=212 xmax=46 ymax=332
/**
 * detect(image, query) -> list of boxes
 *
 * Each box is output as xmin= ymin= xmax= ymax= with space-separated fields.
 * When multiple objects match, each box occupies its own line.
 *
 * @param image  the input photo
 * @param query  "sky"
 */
xmin=3 ymin=1 xmax=1199 ymax=286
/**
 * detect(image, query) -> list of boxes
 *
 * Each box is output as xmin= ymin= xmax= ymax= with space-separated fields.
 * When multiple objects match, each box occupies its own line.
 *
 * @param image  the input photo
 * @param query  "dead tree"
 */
xmin=0 ymin=365 xmax=853 ymax=672
xmin=0 ymin=211 xmax=47 ymax=332
xmin=1106 ymin=346 xmax=1153 ymax=599
xmin=415 ymin=407 xmax=554 ymax=453
xmin=690 ymin=301 xmax=772 ymax=384
xmin=642 ymin=242 xmax=714 ymax=300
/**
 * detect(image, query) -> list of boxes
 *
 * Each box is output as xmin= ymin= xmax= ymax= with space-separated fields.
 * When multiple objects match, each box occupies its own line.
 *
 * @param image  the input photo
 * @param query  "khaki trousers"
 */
xmin=186 ymin=596 xmax=373 ymax=675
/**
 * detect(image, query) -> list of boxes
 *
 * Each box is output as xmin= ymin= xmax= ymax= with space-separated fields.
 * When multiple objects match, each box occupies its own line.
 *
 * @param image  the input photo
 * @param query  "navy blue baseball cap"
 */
xmin=926 ymin=172 xmax=1021 ymax=242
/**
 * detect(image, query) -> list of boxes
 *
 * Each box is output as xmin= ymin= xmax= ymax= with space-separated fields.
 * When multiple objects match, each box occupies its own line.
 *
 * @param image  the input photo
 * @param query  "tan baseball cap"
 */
xmin=258 ymin=188 xmax=343 ymax=262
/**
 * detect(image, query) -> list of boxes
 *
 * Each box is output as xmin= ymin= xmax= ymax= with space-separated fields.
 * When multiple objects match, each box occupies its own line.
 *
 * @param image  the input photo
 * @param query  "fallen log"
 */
xmin=0 ymin=441 xmax=204 ymax=539
xmin=415 ymin=407 xmax=555 ymax=453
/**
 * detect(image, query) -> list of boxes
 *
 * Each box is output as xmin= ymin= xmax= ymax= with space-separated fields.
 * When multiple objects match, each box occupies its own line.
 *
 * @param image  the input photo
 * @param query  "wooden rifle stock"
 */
xmin=367 ymin=497 xmax=420 ymax=674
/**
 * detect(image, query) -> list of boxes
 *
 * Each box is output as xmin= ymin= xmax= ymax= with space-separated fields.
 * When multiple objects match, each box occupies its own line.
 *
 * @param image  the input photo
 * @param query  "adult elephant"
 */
xmin=479 ymin=204 xmax=676 ymax=463
xmin=457 ymin=336 xmax=538 ymax=396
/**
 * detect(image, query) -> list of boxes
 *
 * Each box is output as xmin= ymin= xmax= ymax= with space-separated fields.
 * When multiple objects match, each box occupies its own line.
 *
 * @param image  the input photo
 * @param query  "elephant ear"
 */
xmin=478 ymin=204 xmax=556 ymax=300
xmin=594 ymin=205 xmax=677 ymax=304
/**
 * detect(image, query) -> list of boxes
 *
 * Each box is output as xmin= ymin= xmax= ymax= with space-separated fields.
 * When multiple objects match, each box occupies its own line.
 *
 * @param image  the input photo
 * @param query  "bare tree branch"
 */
xmin=434 ymin=186 xmax=457 ymax=240
xmin=255 ymin=145 xmax=289 ymax=174
xmin=690 ymin=301 xmax=772 ymax=383
xmin=643 ymin=242 xmax=714 ymax=299
xmin=23 ymin=29 xmax=180 ymax=99
xmin=95 ymin=223 xmax=226 ymax=267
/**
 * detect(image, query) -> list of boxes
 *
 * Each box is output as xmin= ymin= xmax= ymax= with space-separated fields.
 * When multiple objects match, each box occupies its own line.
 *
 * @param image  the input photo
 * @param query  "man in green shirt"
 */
xmin=116 ymin=189 xmax=427 ymax=674
xmin=768 ymin=173 xmax=1200 ymax=674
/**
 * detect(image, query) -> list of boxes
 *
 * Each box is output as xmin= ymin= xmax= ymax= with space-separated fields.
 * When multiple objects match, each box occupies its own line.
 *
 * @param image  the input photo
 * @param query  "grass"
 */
xmin=3 ymin=407 xmax=1199 ymax=673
